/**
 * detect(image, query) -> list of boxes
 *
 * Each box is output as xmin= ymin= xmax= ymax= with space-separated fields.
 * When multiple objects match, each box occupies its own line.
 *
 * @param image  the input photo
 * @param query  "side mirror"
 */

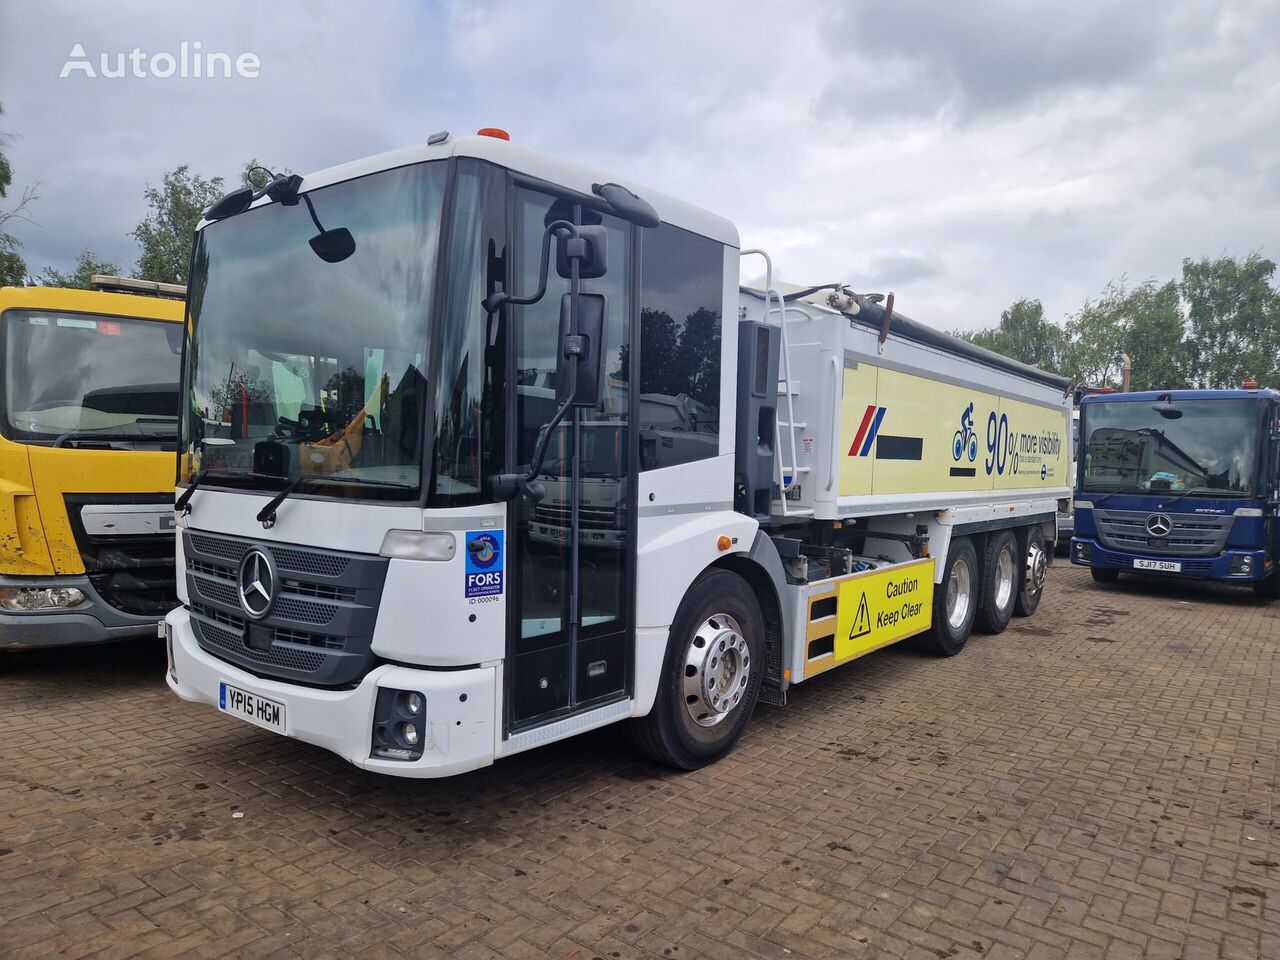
xmin=205 ymin=187 xmax=254 ymax=221
xmin=310 ymin=227 xmax=356 ymax=263
xmin=556 ymin=225 xmax=607 ymax=279
xmin=556 ymin=293 xmax=606 ymax=407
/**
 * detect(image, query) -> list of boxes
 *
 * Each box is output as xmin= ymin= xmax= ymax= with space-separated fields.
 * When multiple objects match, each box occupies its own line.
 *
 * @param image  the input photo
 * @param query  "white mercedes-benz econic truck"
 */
xmin=165 ymin=131 xmax=1070 ymax=777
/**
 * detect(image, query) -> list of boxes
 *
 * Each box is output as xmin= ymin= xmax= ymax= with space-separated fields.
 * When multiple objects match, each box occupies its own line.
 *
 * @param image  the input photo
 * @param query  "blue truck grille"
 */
xmin=1094 ymin=509 xmax=1233 ymax=558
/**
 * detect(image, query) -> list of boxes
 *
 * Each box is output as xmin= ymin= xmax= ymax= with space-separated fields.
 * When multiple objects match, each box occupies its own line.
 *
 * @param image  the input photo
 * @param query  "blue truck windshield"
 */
xmin=1080 ymin=398 xmax=1261 ymax=497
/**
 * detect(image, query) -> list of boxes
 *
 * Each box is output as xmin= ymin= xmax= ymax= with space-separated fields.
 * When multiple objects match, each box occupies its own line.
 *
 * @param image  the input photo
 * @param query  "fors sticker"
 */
xmin=464 ymin=530 xmax=504 ymax=599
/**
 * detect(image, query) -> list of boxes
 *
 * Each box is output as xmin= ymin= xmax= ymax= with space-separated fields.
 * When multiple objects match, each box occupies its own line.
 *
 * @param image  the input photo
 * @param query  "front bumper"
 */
xmin=0 ymin=574 xmax=166 ymax=649
xmin=1070 ymin=537 xmax=1268 ymax=580
xmin=165 ymin=606 xmax=498 ymax=778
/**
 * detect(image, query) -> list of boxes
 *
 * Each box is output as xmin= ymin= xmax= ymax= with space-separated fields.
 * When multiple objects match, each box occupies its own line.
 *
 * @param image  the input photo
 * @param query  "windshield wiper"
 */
xmin=1159 ymin=487 xmax=1247 ymax=509
xmin=177 ymin=468 xmax=294 ymax=515
xmin=256 ymin=475 xmax=306 ymax=529
xmin=300 ymin=474 xmax=414 ymax=489
xmin=53 ymin=430 xmax=178 ymax=448
xmin=1082 ymin=489 xmax=1133 ymax=508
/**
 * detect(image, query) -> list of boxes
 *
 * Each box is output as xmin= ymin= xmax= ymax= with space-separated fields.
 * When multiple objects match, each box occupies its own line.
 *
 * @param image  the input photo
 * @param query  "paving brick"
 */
xmin=2 ymin=565 xmax=1277 ymax=958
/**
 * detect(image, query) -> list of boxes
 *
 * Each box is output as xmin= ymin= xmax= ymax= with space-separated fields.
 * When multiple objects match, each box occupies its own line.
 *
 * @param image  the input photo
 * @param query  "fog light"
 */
xmin=371 ymin=688 xmax=425 ymax=761
xmin=0 ymin=587 xmax=86 ymax=611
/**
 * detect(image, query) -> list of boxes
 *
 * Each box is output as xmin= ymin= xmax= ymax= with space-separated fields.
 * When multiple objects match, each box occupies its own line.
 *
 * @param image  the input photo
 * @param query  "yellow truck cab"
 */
xmin=0 ymin=277 xmax=185 ymax=648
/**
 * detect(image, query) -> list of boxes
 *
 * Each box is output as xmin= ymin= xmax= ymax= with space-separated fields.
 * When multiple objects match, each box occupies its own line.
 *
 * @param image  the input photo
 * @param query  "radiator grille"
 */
xmin=1094 ymin=509 xmax=1233 ymax=558
xmin=183 ymin=530 xmax=387 ymax=687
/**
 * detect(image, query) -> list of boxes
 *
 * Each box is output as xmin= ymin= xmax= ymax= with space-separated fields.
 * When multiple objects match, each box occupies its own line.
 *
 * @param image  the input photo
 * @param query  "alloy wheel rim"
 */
xmin=683 ymin=613 xmax=750 ymax=727
xmin=1026 ymin=541 xmax=1047 ymax=595
xmin=994 ymin=547 xmax=1015 ymax=610
xmin=946 ymin=559 xmax=972 ymax=630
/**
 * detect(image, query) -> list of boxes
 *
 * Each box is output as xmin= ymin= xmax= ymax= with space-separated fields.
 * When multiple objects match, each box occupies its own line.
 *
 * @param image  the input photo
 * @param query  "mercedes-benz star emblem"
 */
xmin=1146 ymin=514 xmax=1172 ymax=538
xmin=237 ymin=548 xmax=275 ymax=619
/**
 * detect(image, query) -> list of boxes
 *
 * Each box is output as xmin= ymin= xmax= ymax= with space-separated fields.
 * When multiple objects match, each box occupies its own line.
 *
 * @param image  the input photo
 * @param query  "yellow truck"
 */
xmin=0 ymin=277 xmax=184 ymax=648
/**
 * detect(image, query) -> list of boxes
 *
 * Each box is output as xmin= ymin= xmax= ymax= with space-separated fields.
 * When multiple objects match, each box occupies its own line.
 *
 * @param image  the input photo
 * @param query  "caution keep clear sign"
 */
xmin=834 ymin=557 xmax=936 ymax=662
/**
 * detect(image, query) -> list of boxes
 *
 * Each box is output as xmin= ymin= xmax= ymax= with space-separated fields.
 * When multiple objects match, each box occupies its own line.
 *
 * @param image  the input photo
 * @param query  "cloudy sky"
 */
xmin=1 ymin=0 xmax=1276 ymax=332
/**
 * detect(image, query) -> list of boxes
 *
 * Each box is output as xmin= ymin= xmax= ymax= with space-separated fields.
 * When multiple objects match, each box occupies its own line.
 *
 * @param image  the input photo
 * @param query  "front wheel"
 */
xmin=1091 ymin=567 xmax=1120 ymax=584
xmin=919 ymin=537 xmax=978 ymax=656
xmin=627 ymin=569 xmax=765 ymax=770
xmin=1014 ymin=532 xmax=1048 ymax=617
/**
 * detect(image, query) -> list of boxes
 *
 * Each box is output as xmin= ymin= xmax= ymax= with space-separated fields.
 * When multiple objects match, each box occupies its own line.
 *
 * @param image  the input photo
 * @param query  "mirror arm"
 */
xmin=483 ymin=220 xmax=577 ymax=313
xmin=490 ymin=243 xmax=585 ymax=503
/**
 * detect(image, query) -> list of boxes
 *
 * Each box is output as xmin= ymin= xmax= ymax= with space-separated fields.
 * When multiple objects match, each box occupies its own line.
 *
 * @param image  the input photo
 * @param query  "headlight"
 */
xmin=401 ymin=722 xmax=420 ymax=747
xmin=379 ymin=529 xmax=456 ymax=561
xmin=0 ymin=587 xmax=86 ymax=611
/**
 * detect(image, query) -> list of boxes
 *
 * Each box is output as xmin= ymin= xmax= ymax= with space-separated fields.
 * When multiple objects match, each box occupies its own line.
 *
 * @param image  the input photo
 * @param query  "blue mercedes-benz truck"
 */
xmin=1070 ymin=386 xmax=1280 ymax=598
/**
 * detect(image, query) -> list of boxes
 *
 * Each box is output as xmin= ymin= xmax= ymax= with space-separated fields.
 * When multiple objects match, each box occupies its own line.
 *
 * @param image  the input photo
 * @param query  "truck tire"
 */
xmin=1014 ymin=532 xmax=1048 ymax=617
xmin=920 ymin=537 xmax=978 ymax=656
xmin=627 ymin=569 xmax=765 ymax=770
xmin=975 ymin=530 xmax=1018 ymax=634
xmin=1091 ymin=567 xmax=1120 ymax=584
xmin=1253 ymin=568 xmax=1280 ymax=600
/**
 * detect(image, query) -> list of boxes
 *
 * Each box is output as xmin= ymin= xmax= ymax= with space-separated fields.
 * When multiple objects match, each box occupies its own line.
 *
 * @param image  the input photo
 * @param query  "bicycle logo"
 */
xmin=952 ymin=402 xmax=978 ymax=462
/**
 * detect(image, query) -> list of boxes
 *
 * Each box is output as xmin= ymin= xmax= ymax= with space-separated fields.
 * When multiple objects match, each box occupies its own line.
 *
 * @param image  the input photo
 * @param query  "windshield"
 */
xmin=182 ymin=161 xmax=447 ymax=498
xmin=2 ymin=310 xmax=181 ymax=448
xmin=1080 ymin=398 xmax=1261 ymax=497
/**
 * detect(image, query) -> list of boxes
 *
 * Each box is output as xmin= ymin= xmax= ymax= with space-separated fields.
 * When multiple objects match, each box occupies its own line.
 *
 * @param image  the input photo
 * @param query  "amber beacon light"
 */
xmin=477 ymin=127 xmax=510 ymax=140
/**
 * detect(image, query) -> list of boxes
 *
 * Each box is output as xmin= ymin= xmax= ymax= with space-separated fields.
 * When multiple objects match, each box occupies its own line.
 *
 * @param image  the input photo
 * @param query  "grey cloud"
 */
xmin=865 ymin=251 xmax=947 ymax=286
xmin=816 ymin=1 xmax=1169 ymax=122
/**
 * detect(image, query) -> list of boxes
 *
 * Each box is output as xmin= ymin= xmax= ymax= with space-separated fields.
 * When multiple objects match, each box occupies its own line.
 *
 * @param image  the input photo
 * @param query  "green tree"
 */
xmin=36 ymin=249 xmax=121 ymax=289
xmin=133 ymin=160 xmax=292 ymax=286
xmin=1180 ymin=253 xmax=1280 ymax=388
xmin=958 ymin=298 xmax=1066 ymax=372
xmin=132 ymin=165 xmax=226 ymax=285
xmin=1062 ymin=278 xmax=1191 ymax=390
xmin=1121 ymin=280 xmax=1189 ymax=391
xmin=0 ymin=101 xmax=36 ymax=286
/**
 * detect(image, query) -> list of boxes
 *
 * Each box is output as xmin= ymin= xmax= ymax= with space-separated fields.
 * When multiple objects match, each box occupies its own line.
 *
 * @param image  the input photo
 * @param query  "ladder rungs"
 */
xmin=778 ymin=421 xmax=807 ymax=429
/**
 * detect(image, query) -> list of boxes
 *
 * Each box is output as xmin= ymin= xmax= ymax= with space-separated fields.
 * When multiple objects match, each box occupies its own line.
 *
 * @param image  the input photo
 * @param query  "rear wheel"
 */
xmin=920 ymin=537 xmax=978 ymax=656
xmin=627 ymin=570 xmax=765 ymax=770
xmin=1091 ymin=567 xmax=1120 ymax=584
xmin=975 ymin=530 xmax=1018 ymax=634
xmin=1014 ymin=531 xmax=1048 ymax=617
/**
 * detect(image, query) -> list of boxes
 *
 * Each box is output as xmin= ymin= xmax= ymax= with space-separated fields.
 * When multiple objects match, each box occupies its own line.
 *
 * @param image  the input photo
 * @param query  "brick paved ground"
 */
xmin=1 ymin=564 xmax=1277 ymax=960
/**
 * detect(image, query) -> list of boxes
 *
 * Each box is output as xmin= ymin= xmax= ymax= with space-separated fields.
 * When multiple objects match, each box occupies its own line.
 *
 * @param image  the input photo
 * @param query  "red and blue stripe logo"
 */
xmin=848 ymin=405 xmax=886 ymax=457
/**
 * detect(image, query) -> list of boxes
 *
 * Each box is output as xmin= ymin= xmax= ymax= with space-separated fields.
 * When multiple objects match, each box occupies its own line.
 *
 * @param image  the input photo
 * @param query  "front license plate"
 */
xmin=1134 ymin=559 xmax=1181 ymax=572
xmin=218 ymin=682 xmax=286 ymax=734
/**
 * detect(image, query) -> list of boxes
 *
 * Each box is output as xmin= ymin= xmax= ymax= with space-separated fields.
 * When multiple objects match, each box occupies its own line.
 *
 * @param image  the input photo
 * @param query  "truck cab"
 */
xmin=1071 ymin=387 xmax=1280 ymax=597
xmin=0 ymin=279 xmax=185 ymax=648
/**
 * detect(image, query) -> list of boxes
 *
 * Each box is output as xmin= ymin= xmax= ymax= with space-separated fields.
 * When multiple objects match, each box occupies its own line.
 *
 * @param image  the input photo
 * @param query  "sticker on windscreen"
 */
xmin=464 ymin=530 xmax=504 ymax=600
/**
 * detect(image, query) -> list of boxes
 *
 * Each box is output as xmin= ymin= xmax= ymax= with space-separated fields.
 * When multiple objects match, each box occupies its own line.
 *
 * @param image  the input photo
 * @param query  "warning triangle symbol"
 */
xmin=849 ymin=592 xmax=872 ymax=640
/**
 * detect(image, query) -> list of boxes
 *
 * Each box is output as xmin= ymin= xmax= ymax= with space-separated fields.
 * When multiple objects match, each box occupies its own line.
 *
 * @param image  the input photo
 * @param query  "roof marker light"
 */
xmin=477 ymin=127 xmax=510 ymax=140
xmin=1243 ymin=379 xmax=1259 ymax=389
